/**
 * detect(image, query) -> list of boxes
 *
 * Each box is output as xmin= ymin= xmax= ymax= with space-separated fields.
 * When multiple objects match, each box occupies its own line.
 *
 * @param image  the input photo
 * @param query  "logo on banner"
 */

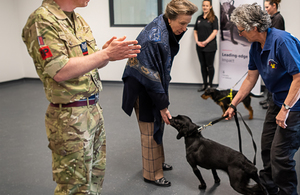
xmin=39 ymin=46 xmax=53 ymax=60
xmin=80 ymin=41 xmax=88 ymax=56
xmin=268 ymin=59 xmax=277 ymax=69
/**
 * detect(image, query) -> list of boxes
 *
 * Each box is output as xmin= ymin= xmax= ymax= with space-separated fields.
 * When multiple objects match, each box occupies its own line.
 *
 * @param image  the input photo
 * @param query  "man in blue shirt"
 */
xmin=225 ymin=3 xmax=300 ymax=195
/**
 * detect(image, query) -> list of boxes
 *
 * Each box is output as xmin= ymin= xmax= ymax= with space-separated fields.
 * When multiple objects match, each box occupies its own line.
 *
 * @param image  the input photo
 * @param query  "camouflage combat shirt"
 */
xmin=22 ymin=0 xmax=102 ymax=104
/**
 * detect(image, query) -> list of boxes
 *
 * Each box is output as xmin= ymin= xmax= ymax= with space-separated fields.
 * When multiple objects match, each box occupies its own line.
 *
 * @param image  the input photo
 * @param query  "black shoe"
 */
xmin=197 ymin=85 xmax=207 ymax=92
xmin=144 ymin=177 xmax=171 ymax=187
xmin=262 ymin=103 xmax=269 ymax=109
xmin=250 ymin=184 xmax=278 ymax=195
xmin=162 ymin=163 xmax=173 ymax=171
xmin=259 ymin=99 xmax=268 ymax=105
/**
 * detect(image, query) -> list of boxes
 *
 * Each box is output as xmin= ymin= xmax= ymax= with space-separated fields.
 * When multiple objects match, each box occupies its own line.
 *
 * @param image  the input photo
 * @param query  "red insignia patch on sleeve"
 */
xmin=39 ymin=46 xmax=53 ymax=60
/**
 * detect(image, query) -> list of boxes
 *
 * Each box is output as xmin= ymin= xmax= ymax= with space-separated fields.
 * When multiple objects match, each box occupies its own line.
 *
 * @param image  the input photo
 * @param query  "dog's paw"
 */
xmin=198 ymin=184 xmax=207 ymax=190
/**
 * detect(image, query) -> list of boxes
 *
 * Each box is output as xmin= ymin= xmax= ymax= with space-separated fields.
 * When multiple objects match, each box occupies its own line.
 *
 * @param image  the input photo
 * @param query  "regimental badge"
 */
xmin=80 ymin=41 xmax=88 ymax=56
xmin=39 ymin=46 xmax=53 ymax=60
xmin=268 ymin=59 xmax=277 ymax=69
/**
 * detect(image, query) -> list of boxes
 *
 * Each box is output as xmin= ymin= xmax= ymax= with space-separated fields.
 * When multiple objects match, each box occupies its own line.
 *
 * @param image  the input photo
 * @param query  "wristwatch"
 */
xmin=283 ymin=103 xmax=291 ymax=110
xmin=229 ymin=103 xmax=237 ymax=111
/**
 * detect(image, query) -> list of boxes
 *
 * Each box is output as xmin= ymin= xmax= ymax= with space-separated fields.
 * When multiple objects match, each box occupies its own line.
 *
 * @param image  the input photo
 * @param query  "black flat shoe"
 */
xmin=197 ymin=85 xmax=207 ymax=92
xmin=162 ymin=163 xmax=173 ymax=171
xmin=250 ymin=184 xmax=277 ymax=195
xmin=144 ymin=177 xmax=171 ymax=187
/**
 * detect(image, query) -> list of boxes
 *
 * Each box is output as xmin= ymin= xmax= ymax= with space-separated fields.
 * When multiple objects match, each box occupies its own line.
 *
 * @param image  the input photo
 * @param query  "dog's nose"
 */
xmin=169 ymin=118 xmax=175 ymax=123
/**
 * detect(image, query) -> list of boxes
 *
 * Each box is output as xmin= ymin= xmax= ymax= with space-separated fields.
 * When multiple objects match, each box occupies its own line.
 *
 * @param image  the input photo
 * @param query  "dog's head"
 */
xmin=201 ymin=87 xmax=218 ymax=100
xmin=169 ymin=115 xmax=199 ymax=139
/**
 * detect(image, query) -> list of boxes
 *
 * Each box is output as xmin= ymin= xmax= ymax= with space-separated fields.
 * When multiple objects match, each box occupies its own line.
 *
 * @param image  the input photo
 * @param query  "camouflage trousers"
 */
xmin=45 ymin=102 xmax=106 ymax=195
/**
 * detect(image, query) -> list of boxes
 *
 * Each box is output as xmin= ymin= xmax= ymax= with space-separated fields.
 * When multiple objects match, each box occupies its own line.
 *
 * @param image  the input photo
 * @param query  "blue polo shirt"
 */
xmin=248 ymin=28 xmax=300 ymax=111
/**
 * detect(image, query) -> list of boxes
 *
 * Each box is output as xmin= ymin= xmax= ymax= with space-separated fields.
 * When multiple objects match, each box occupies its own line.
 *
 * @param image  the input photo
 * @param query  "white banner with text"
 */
xmin=219 ymin=0 xmax=263 ymax=95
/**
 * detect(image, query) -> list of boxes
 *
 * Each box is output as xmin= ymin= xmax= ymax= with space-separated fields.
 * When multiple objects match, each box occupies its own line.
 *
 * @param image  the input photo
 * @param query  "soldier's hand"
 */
xmin=102 ymin=36 xmax=117 ymax=50
xmin=105 ymin=36 xmax=141 ymax=61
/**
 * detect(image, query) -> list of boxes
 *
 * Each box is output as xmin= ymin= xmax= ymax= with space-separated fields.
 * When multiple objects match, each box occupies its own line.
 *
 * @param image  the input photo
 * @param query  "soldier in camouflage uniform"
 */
xmin=22 ymin=0 xmax=140 ymax=194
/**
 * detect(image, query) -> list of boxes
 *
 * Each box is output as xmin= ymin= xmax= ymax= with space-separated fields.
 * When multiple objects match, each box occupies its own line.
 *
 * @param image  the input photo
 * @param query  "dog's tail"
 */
xmin=249 ymin=92 xmax=264 ymax=98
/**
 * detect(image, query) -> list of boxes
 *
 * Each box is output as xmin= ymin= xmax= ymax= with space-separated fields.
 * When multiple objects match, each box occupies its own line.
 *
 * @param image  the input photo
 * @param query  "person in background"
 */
xmin=194 ymin=0 xmax=218 ymax=92
xmin=122 ymin=0 xmax=197 ymax=187
xmin=22 ymin=0 xmax=140 ymax=194
xmin=265 ymin=0 xmax=285 ymax=30
xmin=260 ymin=0 xmax=285 ymax=109
xmin=225 ymin=3 xmax=300 ymax=195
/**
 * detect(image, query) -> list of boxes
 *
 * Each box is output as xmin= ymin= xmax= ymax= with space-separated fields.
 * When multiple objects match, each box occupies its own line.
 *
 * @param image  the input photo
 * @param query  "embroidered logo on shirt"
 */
xmin=268 ymin=59 xmax=277 ymax=69
xmin=80 ymin=41 xmax=88 ymax=56
xmin=39 ymin=46 xmax=53 ymax=60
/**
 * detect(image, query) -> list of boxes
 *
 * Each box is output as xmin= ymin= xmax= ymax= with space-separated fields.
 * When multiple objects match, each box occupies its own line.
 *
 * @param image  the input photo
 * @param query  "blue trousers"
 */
xmin=260 ymin=100 xmax=300 ymax=195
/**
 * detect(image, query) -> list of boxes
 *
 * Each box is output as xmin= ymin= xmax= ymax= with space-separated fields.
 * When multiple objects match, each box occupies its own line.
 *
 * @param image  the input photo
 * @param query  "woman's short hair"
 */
xmin=230 ymin=3 xmax=271 ymax=32
xmin=165 ymin=0 xmax=198 ymax=20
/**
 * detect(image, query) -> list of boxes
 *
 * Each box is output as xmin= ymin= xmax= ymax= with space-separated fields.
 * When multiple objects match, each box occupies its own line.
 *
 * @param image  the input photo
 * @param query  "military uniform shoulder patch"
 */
xmin=80 ymin=41 xmax=88 ymax=56
xmin=39 ymin=46 xmax=53 ymax=60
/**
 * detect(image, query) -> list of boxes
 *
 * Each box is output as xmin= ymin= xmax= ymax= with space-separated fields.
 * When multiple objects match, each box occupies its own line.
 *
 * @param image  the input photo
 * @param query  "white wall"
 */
xmin=279 ymin=1 xmax=300 ymax=38
xmin=18 ymin=1 xmax=43 ymax=78
xmin=0 ymin=1 xmax=24 ymax=82
xmin=1 ymin=0 xmax=300 ymax=84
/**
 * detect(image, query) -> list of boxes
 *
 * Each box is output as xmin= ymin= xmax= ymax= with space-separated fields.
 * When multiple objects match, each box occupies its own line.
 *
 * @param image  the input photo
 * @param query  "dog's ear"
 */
xmin=177 ymin=125 xmax=190 ymax=139
xmin=188 ymin=122 xmax=198 ymax=132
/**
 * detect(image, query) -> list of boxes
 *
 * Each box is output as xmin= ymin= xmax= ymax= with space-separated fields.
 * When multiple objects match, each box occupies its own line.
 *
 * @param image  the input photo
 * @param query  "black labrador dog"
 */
xmin=169 ymin=115 xmax=268 ymax=195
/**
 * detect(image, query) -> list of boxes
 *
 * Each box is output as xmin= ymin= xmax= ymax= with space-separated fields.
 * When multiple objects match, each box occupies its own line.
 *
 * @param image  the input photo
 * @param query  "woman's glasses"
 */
xmin=237 ymin=28 xmax=245 ymax=34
